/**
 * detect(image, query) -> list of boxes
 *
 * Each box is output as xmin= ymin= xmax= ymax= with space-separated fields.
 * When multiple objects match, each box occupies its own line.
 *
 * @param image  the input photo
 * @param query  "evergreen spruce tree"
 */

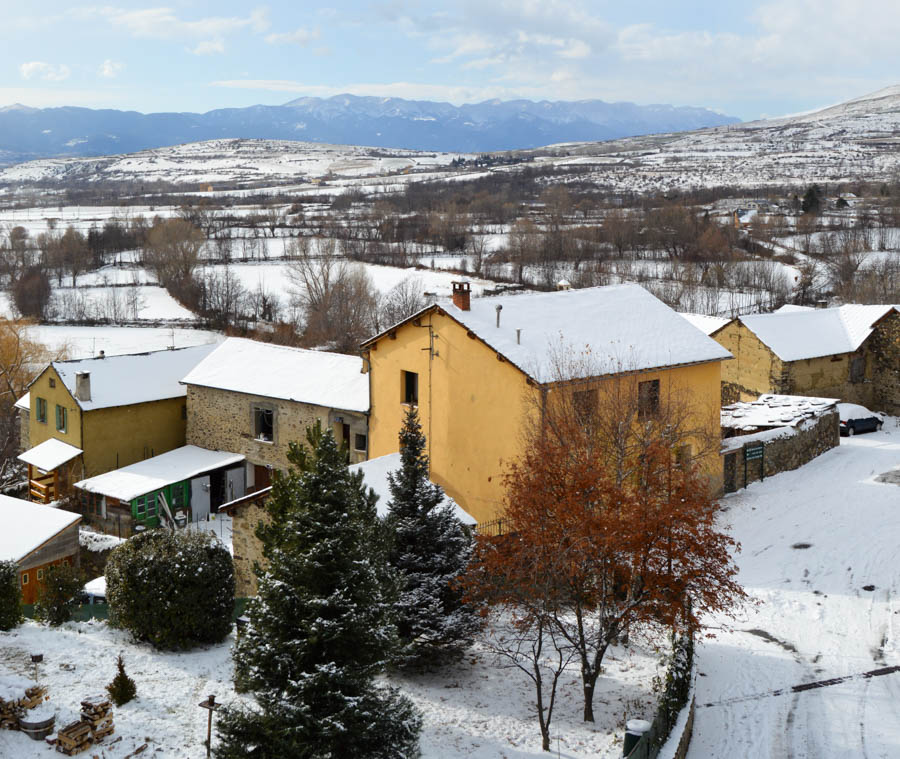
xmin=215 ymin=424 xmax=421 ymax=759
xmin=106 ymin=654 xmax=137 ymax=706
xmin=386 ymin=407 xmax=480 ymax=668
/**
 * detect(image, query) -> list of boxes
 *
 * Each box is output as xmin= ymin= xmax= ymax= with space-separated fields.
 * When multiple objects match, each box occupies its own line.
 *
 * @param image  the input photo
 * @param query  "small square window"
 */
xmin=402 ymin=371 xmax=419 ymax=405
xmin=36 ymin=397 xmax=47 ymax=424
xmin=354 ymin=433 xmax=367 ymax=451
xmin=254 ymin=406 xmax=274 ymax=442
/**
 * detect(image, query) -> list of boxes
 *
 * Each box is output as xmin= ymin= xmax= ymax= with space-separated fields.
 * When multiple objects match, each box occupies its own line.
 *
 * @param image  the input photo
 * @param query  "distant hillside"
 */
xmin=0 ymin=95 xmax=738 ymax=163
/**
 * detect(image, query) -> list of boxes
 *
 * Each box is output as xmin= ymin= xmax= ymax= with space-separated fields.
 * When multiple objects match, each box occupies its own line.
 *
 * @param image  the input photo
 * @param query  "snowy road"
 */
xmin=689 ymin=421 xmax=900 ymax=758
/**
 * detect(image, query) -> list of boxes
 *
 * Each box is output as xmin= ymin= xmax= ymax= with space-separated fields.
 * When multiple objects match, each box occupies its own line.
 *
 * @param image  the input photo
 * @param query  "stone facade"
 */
xmin=225 ymin=493 xmax=270 ymax=597
xmin=185 ymin=385 xmax=368 ymax=478
xmin=723 ymin=408 xmax=839 ymax=493
xmin=870 ymin=311 xmax=900 ymax=415
xmin=715 ymin=313 xmax=899 ymax=412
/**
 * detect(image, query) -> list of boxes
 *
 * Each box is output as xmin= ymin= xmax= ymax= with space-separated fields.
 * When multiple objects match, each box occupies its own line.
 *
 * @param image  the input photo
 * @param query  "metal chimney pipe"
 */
xmin=516 ymin=329 xmax=521 ymax=344
xmin=495 ymin=304 xmax=503 ymax=327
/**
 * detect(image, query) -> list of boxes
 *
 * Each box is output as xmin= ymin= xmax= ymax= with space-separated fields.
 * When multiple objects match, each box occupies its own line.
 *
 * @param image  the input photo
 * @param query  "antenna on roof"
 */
xmin=495 ymin=304 xmax=503 ymax=328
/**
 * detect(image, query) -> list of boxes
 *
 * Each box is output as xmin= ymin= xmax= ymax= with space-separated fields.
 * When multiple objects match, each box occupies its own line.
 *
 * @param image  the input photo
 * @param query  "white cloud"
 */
xmin=98 ymin=59 xmax=124 ymax=78
xmin=20 ymin=62 xmax=71 ymax=82
xmin=191 ymin=40 xmax=225 ymax=56
xmin=83 ymin=5 xmax=269 ymax=46
xmin=265 ymin=26 xmax=320 ymax=46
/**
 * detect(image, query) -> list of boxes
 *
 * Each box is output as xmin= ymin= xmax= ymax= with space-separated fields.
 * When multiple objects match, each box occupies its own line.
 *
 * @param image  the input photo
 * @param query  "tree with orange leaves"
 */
xmin=466 ymin=359 xmax=745 ymax=731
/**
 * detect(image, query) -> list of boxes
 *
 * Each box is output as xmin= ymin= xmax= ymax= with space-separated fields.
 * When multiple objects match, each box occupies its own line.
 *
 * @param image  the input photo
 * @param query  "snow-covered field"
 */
xmin=689 ymin=419 xmax=900 ymax=758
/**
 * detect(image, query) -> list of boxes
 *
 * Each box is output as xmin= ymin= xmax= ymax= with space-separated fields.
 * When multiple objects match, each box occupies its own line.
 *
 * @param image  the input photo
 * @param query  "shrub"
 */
xmin=106 ymin=654 xmax=137 ymax=706
xmin=106 ymin=530 xmax=235 ymax=650
xmin=35 ymin=563 xmax=83 ymax=626
xmin=0 ymin=560 xmax=22 ymax=631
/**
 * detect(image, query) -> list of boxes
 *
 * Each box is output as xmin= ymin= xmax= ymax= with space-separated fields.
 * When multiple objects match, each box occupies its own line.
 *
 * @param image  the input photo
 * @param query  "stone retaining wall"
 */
xmin=723 ymin=408 xmax=839 ymax=493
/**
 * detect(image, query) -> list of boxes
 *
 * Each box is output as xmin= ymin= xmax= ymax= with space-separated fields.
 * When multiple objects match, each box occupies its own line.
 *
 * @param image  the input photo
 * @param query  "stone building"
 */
xmin=181 ymin=338 xmax=370 ymax=492
xmin=712 ymin=305 xmax=900 ymax=414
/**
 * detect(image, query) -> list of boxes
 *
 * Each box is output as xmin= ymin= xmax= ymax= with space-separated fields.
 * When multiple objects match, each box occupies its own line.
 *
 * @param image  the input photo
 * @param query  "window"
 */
xmin=135 ymin=496 xmax=147 ymax=518
xmin=675 ymin=444 xmax=692 ymax=470
xmin=37 ymin=569 xmax=44 ymax=581
xmin=638 ymin=379 xmax=660 ymax=418
xmin=21 ymin=573 xmax=28 ymax=585
xmin=573 ymin=389 xmax=598 ymax=425
xmin=354 ymin=433 xmax=367 ymax=452
xmin=55 ymin=404 xmax=67 ymax=432
xmin=402 ymin=371 xmax=419 ymax=405
xmin=36 ymin=397 xmax=47 ymax=423
xmin=254 ymin=406 xmax=274 ymax=442
xmin=850 ymin=356 xmax=865 ymax=384
xmin=48 ymin=378 xmax=55 ymax=388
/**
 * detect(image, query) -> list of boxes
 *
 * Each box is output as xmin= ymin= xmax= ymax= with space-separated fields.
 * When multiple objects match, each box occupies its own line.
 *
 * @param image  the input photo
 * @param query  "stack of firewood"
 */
xmin=55 ymin=720 xmax=93 ymax=756
xmin=0 ymin=681 xmax=47 ymax=730
xmin=80 ymin=695 xmax=114 ymax=742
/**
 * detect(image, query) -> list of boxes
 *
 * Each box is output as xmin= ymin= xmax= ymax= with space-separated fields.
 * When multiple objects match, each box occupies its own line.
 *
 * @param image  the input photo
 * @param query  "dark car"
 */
xmin=838 ymin=403 xmax=884 ymax=436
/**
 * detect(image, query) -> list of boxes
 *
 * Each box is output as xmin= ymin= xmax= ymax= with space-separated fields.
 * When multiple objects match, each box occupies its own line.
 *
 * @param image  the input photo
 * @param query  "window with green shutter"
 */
xmin=36 ymin=397 xmax=47 ymax=423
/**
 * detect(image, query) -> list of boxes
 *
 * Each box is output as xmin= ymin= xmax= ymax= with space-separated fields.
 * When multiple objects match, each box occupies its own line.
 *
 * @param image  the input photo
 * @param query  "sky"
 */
xmin=3 ymin=1 xmax=900 ymax=121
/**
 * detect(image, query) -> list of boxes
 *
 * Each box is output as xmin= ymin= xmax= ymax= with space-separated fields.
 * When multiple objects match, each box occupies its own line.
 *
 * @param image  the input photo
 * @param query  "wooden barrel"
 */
xmin=19 ymin=713 xmax=55 ymax=740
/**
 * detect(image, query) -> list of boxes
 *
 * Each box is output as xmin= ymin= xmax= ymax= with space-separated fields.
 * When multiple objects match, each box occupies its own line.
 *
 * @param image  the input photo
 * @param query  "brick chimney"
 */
xmin=75 ymin=371 xmax=91 ymax=402
xmin=451 ymin=281 xmax=471 ymax=311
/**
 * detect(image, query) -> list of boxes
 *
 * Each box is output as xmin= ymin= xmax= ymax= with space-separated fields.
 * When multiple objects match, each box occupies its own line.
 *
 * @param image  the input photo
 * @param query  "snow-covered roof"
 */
xmin=721 ymin=394 xmax=838 ymax=431
xmin=0 ymin=495 xmax=80 ymax=562
xmin=181 ymin=337 xmax=369 ymax=413
xmin=740 ymin=305 xmax=898 ymax=361
xmin=403 ymin=284 xmax=732 ymax=383
xmin=43 ymin=343 xmax=217 ymax=411
xmin=772 ymin=304 xmax=814 ymax=314
xmin=18 ymin=438 xmax=83 ymax=472
xmin=679 ymin=313 xmax=730 ymax=336
xmin=350 ymin=453 xmax=476 ymax=526
xmin=75 ymin=445 xmax=245 ymax=502
xmin=14 ymin=392 xmax=29 ymax=411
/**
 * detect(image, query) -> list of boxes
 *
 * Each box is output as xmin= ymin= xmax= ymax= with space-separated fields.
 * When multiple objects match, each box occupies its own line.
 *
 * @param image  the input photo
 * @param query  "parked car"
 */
xmin=837 ymin=403 xmax=884 ymax=436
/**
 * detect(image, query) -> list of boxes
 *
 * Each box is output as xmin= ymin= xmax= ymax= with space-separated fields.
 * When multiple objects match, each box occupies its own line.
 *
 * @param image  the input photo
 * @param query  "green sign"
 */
xmin=744 ymin=443 xmax=764 ymax=461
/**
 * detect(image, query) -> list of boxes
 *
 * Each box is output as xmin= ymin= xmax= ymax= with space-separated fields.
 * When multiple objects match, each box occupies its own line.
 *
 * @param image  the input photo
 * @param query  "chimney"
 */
xmin=495 ymin=304 xmax=503 ymax=328
xmin=451 ymin=281 xmax=471 ymax=311
xmin=516 ymin=328 xmax=521 ymax=345
xmin=75 ymin=372 xmax=91 ymax=403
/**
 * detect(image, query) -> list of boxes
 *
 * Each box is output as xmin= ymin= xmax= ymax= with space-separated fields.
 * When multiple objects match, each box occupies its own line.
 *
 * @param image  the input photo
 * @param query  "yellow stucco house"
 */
xmin=18 ymin=344 xmax=217 ymax=502
xmin=361 ymin=282 xmax=733 ymax=526
xmin=711 ymin=304 xmax=900 ymax=413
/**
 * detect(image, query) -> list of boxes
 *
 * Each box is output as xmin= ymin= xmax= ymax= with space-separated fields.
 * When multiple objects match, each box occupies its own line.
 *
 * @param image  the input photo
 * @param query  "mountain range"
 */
xmin=0 ymin=94 xmax=738 ymax=164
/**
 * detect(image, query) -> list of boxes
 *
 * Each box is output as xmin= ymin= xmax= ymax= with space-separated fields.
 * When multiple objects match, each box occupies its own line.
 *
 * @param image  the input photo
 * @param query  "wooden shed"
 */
xmin=0 ymin=495 xmax=81 ymax=604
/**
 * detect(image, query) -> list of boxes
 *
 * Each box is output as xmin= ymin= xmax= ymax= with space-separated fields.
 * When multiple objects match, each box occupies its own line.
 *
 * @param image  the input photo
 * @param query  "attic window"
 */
xmin=254 ymin=405 xmax=274 ymax=442
xmin=49 ymin=378 xmax=55 ymax=388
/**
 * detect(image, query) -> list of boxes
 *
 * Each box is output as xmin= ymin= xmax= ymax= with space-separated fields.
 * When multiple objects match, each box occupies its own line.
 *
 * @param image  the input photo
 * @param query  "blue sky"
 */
xmin=4 ymin=1 xmax=900 ymax=120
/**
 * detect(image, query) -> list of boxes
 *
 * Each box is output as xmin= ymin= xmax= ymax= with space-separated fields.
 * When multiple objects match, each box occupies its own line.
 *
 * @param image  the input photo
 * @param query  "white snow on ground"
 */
xmin=0 ymin=617 xmax=661 ymax=759
xmin=688 ymin=418 xmax=900 ymax=759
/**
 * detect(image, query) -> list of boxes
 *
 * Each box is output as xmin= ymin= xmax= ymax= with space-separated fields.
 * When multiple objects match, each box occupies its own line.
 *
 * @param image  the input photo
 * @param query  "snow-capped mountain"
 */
xmin=0 ymin=95 xmax=738 ymax=164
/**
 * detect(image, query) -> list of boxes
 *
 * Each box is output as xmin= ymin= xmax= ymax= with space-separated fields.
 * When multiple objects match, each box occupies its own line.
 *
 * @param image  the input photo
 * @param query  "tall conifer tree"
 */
xmin=216 ymin=424 xmax=420 ymax=758
xmin=386 ymin=407 xmax=480 ymax=668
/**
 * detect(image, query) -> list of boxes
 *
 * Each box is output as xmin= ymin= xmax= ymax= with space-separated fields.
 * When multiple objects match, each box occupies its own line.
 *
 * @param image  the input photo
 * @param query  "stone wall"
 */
xmin=870 ymin=311 xmax=900 ymax=415
xmin=723 ymin=408 xmax=839 ymax=493
xmin=229 ymin=497 xmax=270 ymax=597
xmin=186 ymin=385 xmax=368 ymax=473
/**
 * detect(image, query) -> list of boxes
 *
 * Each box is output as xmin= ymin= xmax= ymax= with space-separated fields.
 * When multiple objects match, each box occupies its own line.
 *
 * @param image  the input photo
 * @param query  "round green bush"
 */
xmin=106 ymin=530 xmax=235 ymax=650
